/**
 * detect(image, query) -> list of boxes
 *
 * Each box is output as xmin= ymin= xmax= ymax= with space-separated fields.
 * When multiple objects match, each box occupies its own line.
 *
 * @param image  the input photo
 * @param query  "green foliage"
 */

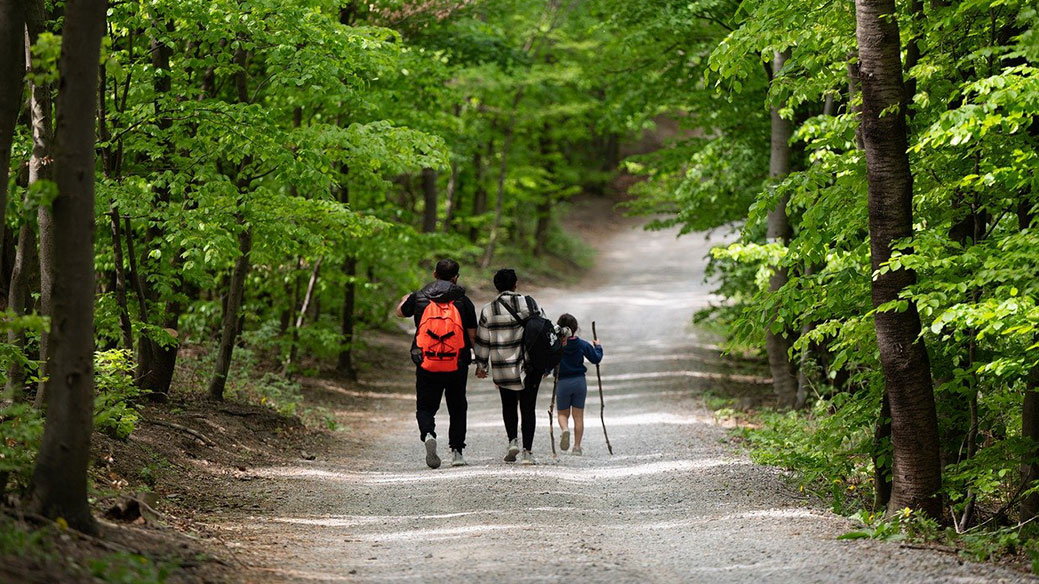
xmin=739 ymin=394 xmax=878 ymax=514
xmin=89 ymin=552 xmax=174 ymax=584
xmin=94 ymin=350 xmax=145 ymax=440
xmin=0 ymin=516 xmax=50 ymax=558
xmin=0 ymin=403 xmax=44 ymax=495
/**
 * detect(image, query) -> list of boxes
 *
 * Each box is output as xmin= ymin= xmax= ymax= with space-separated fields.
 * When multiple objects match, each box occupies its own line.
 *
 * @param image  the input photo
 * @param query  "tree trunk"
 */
xmin=27 ymin=0 xmax=55 ymax=407
xmin=108 ymin=208 xmax=134 ymax=349
xmin=872 ymin=391 xmax=893 ymax=509
xmin=1018 ymin=196 xmax=1039 ymax=521
xmin=207 ymin=226 xmax=252 ymax=400
xmin=1022 ymin=367 xmax=1039 ymax=521
xmin=5 ymin=220 xmax=38 ymax=398
xmin=421 ymin=167 xmax=437 ymax=232
xmin=482 ymin=123 xmax=513 ymax=268
xmin=847 ymin=53 xmax=866 ymax=151
xmin=856 ymin=0 xmax=942 ymax=518
xmin=30 ymin=0 xmax=106 ymax=535
xmin=469 ymin=148 xmax=487 ymax=243
xmin=533 ymin=198 xmax=552 ymax=257
xmin=764 ymin=50 xmax=799 ymax=410
xmin=337 ymin=256 xmax=357 ymax=379
xmin=285 ymin=259 xmax=321 ymax=374
xmin=0 ymin=0 xmax=25 ymax=273
xmin=336 ymin=169 xmax=357 ymax=379
xmin=442 ymin=159 xmax=458 ymax=233
xmin=134 ymin=18 xmax=178 ymax=399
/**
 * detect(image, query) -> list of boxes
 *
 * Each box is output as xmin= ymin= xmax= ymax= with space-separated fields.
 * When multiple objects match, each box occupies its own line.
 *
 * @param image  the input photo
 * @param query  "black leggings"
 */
xmin=498 ymin=371 xmax=543 ymax=451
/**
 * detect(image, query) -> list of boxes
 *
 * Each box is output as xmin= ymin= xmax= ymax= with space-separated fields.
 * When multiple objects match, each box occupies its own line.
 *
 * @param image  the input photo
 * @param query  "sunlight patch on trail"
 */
xmin=250 ymin=458 xmax=741 ymax=485
xmin=600 ymin=370 xmax=771 ymax=384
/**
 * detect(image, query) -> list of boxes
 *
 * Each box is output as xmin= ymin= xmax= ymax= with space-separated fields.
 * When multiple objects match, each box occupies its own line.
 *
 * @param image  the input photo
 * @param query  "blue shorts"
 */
xmin=556 ymin=376 xmax=588 ymax=410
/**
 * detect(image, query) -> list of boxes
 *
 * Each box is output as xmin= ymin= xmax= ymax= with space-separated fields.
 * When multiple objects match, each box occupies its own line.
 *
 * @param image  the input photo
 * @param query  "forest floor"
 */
xmin=3 ymin=192 xmax=1036 ymax=583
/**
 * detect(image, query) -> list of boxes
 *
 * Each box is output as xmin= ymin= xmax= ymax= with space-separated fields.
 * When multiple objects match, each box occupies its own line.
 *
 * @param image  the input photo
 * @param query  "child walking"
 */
xmin=555 ymin=314 xmax=603 ymax=455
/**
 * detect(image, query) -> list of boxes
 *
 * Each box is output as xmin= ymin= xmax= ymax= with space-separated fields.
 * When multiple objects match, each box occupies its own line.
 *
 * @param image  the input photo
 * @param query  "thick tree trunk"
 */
xmin=856 ymin=0 xmax=942 ymax=518
xmin=421 ymin=167 xmax=437 ymax=232
xmin=469 ymin=148 xmax=487 ymax=243
xmin=30 ymin=0 xmax=106 ymax=535
xmin=764 ymin=50 xmax=799 ymax=410
xmin=0 ymin=0 xmax=25 ymax=271
xmin=207 ymin=226 xmax=252 ymax=400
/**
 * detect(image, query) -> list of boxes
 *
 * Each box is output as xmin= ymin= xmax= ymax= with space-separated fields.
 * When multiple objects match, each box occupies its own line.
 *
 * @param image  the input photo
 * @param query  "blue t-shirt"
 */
xmin=558 ymin=336 xmax=603 ymax=379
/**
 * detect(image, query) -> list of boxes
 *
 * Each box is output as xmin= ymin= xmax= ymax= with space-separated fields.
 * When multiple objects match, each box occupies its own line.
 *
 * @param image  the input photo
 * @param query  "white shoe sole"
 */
xmin=504 ymin=444 xmax=520 ymax=462
xmin=425 ymin=438 xmax=441 ymax=469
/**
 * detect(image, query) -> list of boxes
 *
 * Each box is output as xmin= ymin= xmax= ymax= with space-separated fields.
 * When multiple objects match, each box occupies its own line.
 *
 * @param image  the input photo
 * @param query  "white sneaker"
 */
xmin=519 ymin=450 xmax=536 ymax=465
xmin=559 ymin=429 xmax=570 ymax=451
xmin=451 ymin=449 xmax=467 ymax=467
xmin=503 ymin=439 xmax=520 ymax=462
xmin=425 ymin=436 xmax=441 ymax=469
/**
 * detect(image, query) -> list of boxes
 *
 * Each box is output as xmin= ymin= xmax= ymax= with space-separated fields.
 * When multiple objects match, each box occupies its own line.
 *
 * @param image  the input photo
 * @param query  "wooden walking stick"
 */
xmin=548 ymin=366 xmax=559 ymax=458
xmin=592 ymin=322 xmax=613 ymax=455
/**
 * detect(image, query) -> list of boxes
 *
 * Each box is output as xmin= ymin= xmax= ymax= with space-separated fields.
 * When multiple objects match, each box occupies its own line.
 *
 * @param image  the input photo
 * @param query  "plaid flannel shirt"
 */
xmin=474 ymin=291 xmax=543 ymax=391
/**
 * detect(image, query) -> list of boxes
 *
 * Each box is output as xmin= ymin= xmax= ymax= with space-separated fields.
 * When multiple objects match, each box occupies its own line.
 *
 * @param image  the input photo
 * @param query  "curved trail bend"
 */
xmin=210 ymin=222 xmax=1032 ymax=583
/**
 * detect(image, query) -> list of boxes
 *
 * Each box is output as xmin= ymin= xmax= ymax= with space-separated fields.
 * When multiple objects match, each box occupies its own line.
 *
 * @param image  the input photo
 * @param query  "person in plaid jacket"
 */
xmin=474 ymin=268 xmax=549 ymax=465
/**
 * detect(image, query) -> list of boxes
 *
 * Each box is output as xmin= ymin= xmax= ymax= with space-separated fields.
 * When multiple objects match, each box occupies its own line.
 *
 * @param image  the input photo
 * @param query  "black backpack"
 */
xmin=496 ymin=295 xmax=564 ymax=375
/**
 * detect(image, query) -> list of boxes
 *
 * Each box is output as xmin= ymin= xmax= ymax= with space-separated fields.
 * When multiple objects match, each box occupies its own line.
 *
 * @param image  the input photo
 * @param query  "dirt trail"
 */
xmin=207 ymin=218 xmax=1034 ymax=583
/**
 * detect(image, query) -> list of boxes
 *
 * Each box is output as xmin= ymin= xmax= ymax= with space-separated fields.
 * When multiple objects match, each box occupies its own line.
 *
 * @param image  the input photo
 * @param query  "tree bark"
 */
xmin=442 ymin=159 xmax=458 ymax=233
xmin=0 ymin=0 xmax=25 ymax=274
xmin=30 ymin=0 xmax=106 ymax=535
xmin=23 ymin=0 xmax=55 ymax=407
xmin=207 ymin=225 xmax=252 ymax=400
xmin=134 ymin=18 xmax=179 ymax=399
xmin=1022 ymin=366 xmax=1039 ymax=521
xmin=107 ymin=208 xmax=134 ymax=349
xmin=336 ymin=169 xmax=357 ymax=379
xmin=764 ymin=50 xmax=799 ymax=410
xmin=5 ymin=218 xmax=38 ymax=398
xmin=469 ymin=148 xmax=487 ymax=243
xmin=1018 ymin=194 xmax=1039 ymax=521
xmin=421 ymin=167 xmax=437 ymax=232
xmin=337 ymin=256 xmax=357 ymax=379
xmin=285 ymin=259 xmax=321 ymax=374
xmin=856 ymin=0 xmax=942 ymax=518
xmin=482 ymin=123 xmax=513 ymax=268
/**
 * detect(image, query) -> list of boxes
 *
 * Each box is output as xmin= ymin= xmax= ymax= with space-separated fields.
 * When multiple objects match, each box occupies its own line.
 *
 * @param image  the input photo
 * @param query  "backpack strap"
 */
xmin=524 ymin=295 xmax=538 ymax=316
xmin=496 ymin=295 xmax=527 ymax=324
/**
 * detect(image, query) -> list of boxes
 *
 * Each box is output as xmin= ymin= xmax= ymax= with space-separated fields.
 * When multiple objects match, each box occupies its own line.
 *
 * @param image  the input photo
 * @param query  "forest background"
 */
xmin=1 ymin=0 xmax=1038 ymax=580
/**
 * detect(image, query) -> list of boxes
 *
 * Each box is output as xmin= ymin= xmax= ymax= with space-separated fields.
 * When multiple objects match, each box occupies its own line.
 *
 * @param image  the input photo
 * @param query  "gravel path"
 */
xmin=209 ymin=222 xmax=1035 ymax=583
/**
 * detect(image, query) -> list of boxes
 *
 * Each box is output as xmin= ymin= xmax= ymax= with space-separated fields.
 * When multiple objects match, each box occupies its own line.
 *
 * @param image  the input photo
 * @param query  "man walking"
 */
xmin=396 ymin=259 xmax=477 ymax=469
xmin=474 ymin=268 xmax=549 ymax=465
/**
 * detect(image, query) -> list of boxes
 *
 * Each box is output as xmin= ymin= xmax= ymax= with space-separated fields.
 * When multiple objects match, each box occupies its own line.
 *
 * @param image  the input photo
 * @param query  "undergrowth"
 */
xmin=718 ymin=396 xmax=1039 ymax=571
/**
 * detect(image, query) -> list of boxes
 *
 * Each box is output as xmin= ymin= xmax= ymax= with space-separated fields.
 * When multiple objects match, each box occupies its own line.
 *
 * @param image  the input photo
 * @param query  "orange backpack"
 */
xmin=415 ymin=301 xmax=465 ymax=372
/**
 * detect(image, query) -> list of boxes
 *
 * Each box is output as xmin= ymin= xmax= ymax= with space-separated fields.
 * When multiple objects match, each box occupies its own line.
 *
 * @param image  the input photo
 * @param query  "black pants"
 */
xmin=498 ymin=369 xmax=544 ymax=451
xmin=416 ymin=367 xmax=468 ymax=452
